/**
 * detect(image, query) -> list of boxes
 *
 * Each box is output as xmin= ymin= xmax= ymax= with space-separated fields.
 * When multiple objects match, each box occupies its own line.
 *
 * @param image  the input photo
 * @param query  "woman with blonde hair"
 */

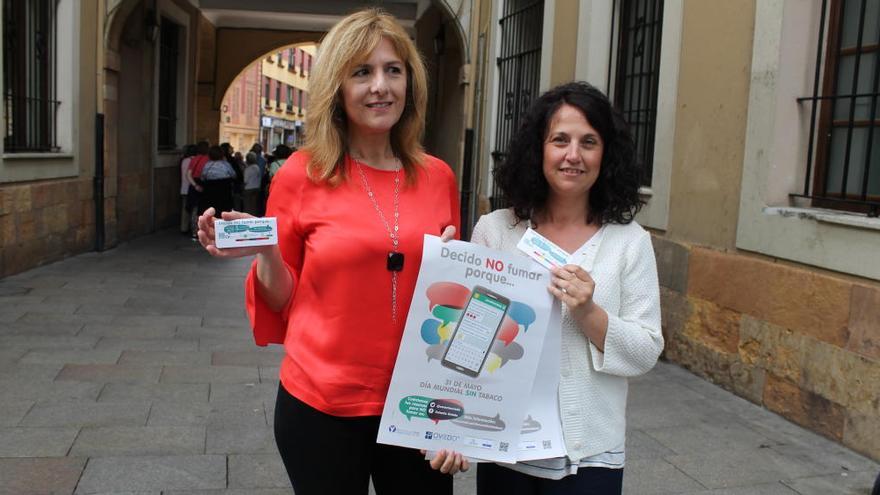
xmin=197 ymin=8 xmax=462 ymax=494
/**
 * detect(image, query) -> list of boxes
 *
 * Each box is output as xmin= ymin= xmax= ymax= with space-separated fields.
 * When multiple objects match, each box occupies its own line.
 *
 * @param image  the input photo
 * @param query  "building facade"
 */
xmin=218 ymin=62 xmax=260 ymax=153
xmin=259 ymin=44 xmax=315 ymax=150
xmin=464 ymin=0 xmax=880 ymax=461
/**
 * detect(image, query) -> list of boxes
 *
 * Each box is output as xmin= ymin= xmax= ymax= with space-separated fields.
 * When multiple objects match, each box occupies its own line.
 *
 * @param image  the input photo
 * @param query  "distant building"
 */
xmin=218 ymin=63 xmax=261 ymax=153
xmin=259 ymin=44 xmax=315 ymax=150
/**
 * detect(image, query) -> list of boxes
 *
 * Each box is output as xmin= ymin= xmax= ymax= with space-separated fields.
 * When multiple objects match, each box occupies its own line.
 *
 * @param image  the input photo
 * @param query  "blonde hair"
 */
xmin=303 ymin=8 xmax=428 ymax=184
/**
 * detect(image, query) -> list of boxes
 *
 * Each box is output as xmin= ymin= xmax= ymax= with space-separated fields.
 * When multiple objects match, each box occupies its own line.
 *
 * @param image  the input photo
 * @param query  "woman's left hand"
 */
xmin=425 ymin=449 xmax=470 ymax=475
xmin=549 ymin=264 xmax=596 ymax=316
xmin=440 ymin=225 xmax=456 ymax=242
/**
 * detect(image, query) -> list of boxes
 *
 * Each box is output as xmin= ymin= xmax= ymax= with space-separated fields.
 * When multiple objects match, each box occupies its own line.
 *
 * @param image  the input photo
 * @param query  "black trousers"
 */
xmin=273 ymin=384 xmax=453 ymax=495
xmin=477 ymin=461 xmax=623 ymax=495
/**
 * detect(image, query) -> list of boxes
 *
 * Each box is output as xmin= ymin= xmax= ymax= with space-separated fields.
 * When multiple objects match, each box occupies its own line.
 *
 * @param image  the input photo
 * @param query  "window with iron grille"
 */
xmin=157 ymin=17 xmax=180 ymax=150
xmin=286 ymin=85 xmax=293 ymax=112
xmin=490 ymin=0 xmax=544 ymax=209
xmin=3 ymin=0 xmax=60 ymax=153
xmin=288 ymin=49 xmax=295 ymax=70
xmin=264 ymin=77 xmax=271 ymax=108
xmin=612 ymin=0 xmax=664 ymax=187
xmin=796 ymin=0 xmax=880 ymax=216
xmin=275 ymin=81 xmax=281 ymax=109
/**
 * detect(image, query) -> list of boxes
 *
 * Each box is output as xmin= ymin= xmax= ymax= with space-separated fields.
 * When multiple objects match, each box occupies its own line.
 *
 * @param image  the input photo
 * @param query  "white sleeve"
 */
xmin=588 ymin=230 xmax=664 ymax=377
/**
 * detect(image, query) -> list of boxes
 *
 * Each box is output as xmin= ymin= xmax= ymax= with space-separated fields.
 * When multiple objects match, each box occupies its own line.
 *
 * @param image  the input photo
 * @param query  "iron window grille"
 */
xmin=3 ymin=0 xmax=60 ymax=153
xmin=286 ymin=85 xmax=294 ymax=113
xmin=795 ymin=0 xmax=880 ymax=216
xmin=264 ymin=77 xmax=271 ymax=108
xmin=288 ymin=49 xmax=295 ymax=71
xmin=157 ymin=17 xmax=180 ymax=150
xmin=490 ymin=0 xmax=545 ymax=209
xmin=275 ymin=82 xmax=281 ymax=110
xmin=611 ymin=0 xmax=664 ymax=187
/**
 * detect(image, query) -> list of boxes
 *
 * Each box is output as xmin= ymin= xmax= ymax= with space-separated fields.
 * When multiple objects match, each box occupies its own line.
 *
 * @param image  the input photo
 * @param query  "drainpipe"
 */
xmin=94 ymin=114 xmax=105 ymax=251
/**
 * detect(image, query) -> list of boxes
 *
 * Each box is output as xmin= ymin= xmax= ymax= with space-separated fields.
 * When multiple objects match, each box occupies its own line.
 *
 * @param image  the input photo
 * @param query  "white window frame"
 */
xmin=737 ymin=0 xmax=880 ymax=281
xmin=574 ymin=0 xmax=683 ymax=232
xmin=0 ymin=0 xmax=79 ymax=182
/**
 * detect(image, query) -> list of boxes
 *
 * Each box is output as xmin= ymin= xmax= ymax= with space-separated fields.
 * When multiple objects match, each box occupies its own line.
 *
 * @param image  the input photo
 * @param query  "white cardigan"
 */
xmin=471 ymin=209 xmax=663 ymax=462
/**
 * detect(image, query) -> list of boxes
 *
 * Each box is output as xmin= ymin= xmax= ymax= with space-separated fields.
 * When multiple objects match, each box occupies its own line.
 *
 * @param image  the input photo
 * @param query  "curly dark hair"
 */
xmin=493 ymin=81 xmax=644 ymax=225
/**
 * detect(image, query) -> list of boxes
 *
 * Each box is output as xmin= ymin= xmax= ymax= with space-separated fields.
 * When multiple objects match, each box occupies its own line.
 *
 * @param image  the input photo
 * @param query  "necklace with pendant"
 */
xmin=353 ymin=157 xmax=403 ymax=323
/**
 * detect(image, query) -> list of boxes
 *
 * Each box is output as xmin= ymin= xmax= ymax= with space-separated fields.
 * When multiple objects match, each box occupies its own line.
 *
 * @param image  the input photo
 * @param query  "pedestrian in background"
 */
xmin=267 ymin=144 xmax=292 ymax=181
xmin=450 ymin=81 xmax=663 ymax=495
xmin=242 ymin=151 xmax=261 ymax=215
xmin=178 ymin=144 xmax=197 ymax=235
xmin=199 ymin=145 xmax=237 ymax=217
xmin=197 ymin=8 xmax=462 ymax=494
xmin=186 ymin=141 xmax=210 ymax=238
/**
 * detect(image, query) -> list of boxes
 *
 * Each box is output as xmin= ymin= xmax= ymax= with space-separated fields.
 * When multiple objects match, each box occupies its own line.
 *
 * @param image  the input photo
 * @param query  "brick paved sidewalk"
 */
xmin=0 ymin=230 xmax=876 ymax=494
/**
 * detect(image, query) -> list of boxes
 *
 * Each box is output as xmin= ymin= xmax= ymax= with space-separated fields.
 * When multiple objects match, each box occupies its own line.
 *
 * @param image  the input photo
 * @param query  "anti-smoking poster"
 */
xmin=377 ymin=235 xmax=560 ymax=463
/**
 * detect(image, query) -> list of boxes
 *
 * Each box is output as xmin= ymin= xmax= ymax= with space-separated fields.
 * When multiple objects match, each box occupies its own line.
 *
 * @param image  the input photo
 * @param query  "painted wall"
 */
xmin=665 ymin=0 xmax=755 ymax=249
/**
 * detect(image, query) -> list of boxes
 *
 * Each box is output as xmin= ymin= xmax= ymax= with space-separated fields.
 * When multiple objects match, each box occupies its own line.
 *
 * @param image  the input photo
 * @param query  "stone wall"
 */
xmin=654 ymin=236 xmax=880 ymax=461
xmin=0 ymin=180 xmax=96 ymax=277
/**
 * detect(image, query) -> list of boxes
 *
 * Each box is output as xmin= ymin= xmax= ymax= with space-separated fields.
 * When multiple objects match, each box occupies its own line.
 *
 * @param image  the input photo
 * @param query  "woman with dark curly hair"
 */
xmin=458 ymin=81 xmax=663 ymax=494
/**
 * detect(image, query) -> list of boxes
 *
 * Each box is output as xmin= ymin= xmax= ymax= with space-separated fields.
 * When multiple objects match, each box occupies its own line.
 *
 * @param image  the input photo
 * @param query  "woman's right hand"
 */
xmin=426 ymin=449 xmax=470 ymax=475
xmin=197 ymin=208 xmax=275 ymax=258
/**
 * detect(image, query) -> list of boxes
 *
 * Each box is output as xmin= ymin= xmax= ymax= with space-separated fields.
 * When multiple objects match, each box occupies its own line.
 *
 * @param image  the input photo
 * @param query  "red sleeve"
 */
xmin=244 ymin=153 xmax=307 ymax=346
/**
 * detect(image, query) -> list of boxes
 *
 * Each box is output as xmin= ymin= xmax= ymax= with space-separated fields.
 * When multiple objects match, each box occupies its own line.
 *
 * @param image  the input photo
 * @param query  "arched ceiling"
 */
xmin=197 ymin=0 xmax=430 ymax=32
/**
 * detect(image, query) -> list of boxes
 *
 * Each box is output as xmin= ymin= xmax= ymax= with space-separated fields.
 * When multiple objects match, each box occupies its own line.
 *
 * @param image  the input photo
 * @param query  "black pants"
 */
xmin=274 ymin=384 xmax=453 ymax=495
xmin=477 ymin=462 xmax=623 ymax=495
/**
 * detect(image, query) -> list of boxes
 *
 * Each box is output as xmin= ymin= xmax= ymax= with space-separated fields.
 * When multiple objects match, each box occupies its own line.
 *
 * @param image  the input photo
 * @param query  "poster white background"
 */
xmin=378 ymin=236 xmax=557 ymax=462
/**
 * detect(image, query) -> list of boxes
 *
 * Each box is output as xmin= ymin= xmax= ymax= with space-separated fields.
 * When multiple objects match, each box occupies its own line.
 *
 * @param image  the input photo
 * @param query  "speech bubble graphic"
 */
xmin=432 ymin=305 xmax=462 ymax=325
xmin=496 ymin=316 xmax=519 ymax=346
xmin=420 ymin=319 xmax=442 ymax=345
xmin=484 ymin=354 xmax=502 ymax=373
xmin=399 ymin=395 xmax=432 ymax=420
xmin=452 ymin=413 xmax=506 ymax=432
xmin=426 ymin=282 xmax=470 ymax=311
xmin=437 ymin=321 xmax=454 ymax=342
xmin=426 ymin=342 xmax=447 ymax=362
xmin=521 ymin=415 xmax=542 ymax=434
xmin=490 ymin=340 xmax=524 ymax=366
xmin=508 ymin=301 xmax=537 ymax=331
xmin=427 ymin=399 xmax=464 ymax=423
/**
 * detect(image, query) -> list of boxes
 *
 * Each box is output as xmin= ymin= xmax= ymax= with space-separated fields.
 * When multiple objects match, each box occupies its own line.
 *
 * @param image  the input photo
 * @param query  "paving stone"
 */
xmin=0 ymin=400 xmax=33 ymax=426
xmin=95 ymin=337 xmax=199 ymax=352
xmin=19 ymin=349 xmax=121 ymax=365
xmin=0 ymin=457 xmax=86 ymax=495
xmin=643 ymin=420 xmax=775 ymax=455
xmin=206 ymin=425 xmax=276 ymax=454
xmin=20 ymin=400 xmax=150 ymax=427
xmin=41 ymin=293 xmax=132 ymax=305
xmin=0 ymin=363 xmax=63 ymax=381
xmin=0 ymin=302 xmax=80 ymax=315
xmin=118 ymin=350 xmax=212 ymax=366
xmin=681 ymin=483 xmax=800 ymax=494
xmin=75 ymin=455 xmax=226 ymax=493
xmin=56 ymin=364 xmax=162 ymax=384
xmin=199 ymin=338 xmax=261 ymax=352
xmin=625 ymin=429 xmax=677 ymax=460
xmin=176 ymin=325 xmax=251 ymax=341
xmin=627 ymin=398 xmax=737 ymax=430
xmin=0 ymin=427 xmax=78 ymax=457
xmin=0 ymin=335 xmax=100 ymax=350
xmin=202 ymin=316 xmax=250 ymax=328
xmin=259 ymin=366 xmax=280 ymax=383
xmin=99 ymin=383 xmax=209 ymax=403
xmin=228 ymin=454 xmax=292 ymax=489
xmin=161 ymin=365 xmax=260 ymax=384
xmin=81 ymin=323 xmax=178 ymax=339
xmin=0 ymin=321 xmax=84 ymax=336
xmin=70 ymin=425 xmax=205 ymax=456
xmin=666 ymin=448 xmax=820 ymax=489
xmin=628 ymin=379 xmax=707 ymax=407
xmin=112 ymin=315 xmax=203 ymax=327
xmin=0 ymin=379 xmax=102 ymax=401
xmin=148 ymin=401 xmax=267 ymax=428
xmin=0 ymin=310 xmax=25 ymax=323
xmin=16 ymin=312 xmax=115 ymax=325
xmin=165 ymin=489 xmax=292 ymax=495
xmin=77 ymin=303 xmax=164 ymax=316
xmin=211 ymin=350 xmax=285 ymax=367
xmin=0 ymin=348 xmax=25 ymax=365
xmin=781 ymin=470 xmax=880 ymax=494
xmin=621 ymin=458 xmax=706 ymax=494
xmin=210 ymin=382 xmax=278 ymax=403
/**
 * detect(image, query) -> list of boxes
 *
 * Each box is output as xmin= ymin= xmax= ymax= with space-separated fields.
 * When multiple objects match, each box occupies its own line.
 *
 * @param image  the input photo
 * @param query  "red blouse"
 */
xmin=245 ymin=152 xmax=460 ymax=416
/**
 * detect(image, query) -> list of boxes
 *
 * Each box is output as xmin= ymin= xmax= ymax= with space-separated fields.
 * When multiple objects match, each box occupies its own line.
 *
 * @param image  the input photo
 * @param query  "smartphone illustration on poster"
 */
xmin=441 ymin=285 xmax=511 ymax=378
